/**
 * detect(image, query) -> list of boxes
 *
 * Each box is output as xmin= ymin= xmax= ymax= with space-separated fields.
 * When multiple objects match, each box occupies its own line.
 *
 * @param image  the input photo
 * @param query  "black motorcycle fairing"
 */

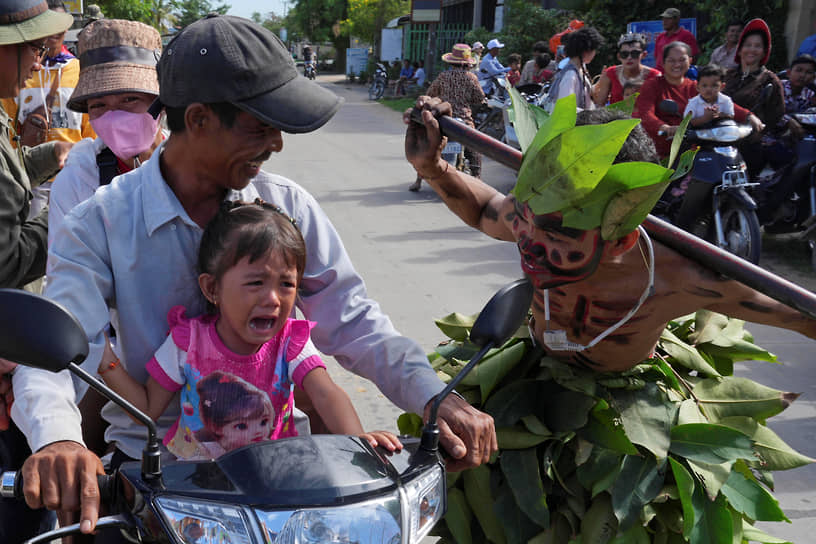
xmin=120 ymin=435 xmax=419 ymax=508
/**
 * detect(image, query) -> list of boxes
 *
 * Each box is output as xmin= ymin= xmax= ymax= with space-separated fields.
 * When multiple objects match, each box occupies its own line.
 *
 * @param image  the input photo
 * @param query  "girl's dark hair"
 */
xmin=662 ymin=41 xmax=691 ymax=62
xmin=535 ymin=53 xmax=551 ymax=69
xmin=198 ymin=200 xmax=307 ymax=311
xmin=791 ymin=54 xmax=816 ymax=71
xmin=196 ymin=371 xmax=272 ymax=434
xmin=564 ymin=27 xmax=604 ymax=59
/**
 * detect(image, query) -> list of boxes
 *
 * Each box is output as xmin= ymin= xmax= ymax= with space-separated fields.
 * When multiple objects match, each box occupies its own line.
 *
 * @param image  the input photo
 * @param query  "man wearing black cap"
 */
xmin=0 ymin=2 xmax=75 ymax=539
xmin=12 ymin=14 xmax=496 ymax=536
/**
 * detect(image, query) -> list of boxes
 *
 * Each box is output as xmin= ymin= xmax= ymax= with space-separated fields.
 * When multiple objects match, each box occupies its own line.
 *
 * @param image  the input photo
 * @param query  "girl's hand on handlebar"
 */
xmin=748 ymin=114 xmax=765 ymax=134
xmin=360 ymin=431 xmax=403 ymax=452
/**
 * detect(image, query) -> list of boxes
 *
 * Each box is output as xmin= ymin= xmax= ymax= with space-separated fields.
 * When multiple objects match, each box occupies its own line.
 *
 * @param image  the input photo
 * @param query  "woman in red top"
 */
xmin=634 ymin=41 xmax=762 ymax=159
xmin=592 ymin=33 xmax=659 ymax=106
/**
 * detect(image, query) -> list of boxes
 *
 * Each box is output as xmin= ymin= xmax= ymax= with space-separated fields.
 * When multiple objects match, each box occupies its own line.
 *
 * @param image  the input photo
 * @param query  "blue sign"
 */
xmin=627 ymin=19 xmax=697 ymax=68
xmin=346 ymin=48 xmax=369 ymax=76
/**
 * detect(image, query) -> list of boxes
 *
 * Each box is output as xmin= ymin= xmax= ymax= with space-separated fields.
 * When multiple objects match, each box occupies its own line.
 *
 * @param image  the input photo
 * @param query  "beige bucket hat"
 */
xmin=67 ymin=19 xmax=161 ymax=113
xmin=0 ymin=0 xmax=73 ymax=45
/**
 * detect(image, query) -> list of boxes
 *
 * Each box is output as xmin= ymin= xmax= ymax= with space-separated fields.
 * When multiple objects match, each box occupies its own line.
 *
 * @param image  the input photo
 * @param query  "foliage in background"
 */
xmin=172 ymin=0 xmax=230 ymax=29
xmin=341 ymin=0 xmax=408 ymax=47
xmin=400 ymin=309 xmax=811 ymax=543
xmin=93 ymin=0 xmax=229 ymax=33
xmin=288 ymin=0 xmax=349 ymax=71
xmin=251 ymin=11 xmax=286 ymax=37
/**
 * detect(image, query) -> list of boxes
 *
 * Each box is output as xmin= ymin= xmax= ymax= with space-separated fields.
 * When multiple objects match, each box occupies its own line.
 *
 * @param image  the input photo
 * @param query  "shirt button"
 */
xmin=171 ymin=224 xmax=177 ymax=231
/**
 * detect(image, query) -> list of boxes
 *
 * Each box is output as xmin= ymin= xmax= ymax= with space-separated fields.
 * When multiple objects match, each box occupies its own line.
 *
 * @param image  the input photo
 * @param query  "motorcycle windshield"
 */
xmin=133 ymin=435 xmax=410 ymax=507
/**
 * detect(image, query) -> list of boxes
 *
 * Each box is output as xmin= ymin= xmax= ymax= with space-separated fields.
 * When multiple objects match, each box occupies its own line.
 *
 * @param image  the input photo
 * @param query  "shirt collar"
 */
xmin=140 ymin=142 xmax=201 ymax=236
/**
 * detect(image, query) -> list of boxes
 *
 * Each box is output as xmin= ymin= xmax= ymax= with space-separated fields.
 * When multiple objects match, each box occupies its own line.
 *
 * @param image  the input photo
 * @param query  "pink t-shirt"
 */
xmin=655 ymin=28 xmax=700 ymax=72
xmin=147 ymin=306 xmax=325 ymax=460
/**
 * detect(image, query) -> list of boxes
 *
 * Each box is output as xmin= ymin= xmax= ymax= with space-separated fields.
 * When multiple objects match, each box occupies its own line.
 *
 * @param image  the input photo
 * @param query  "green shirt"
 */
xmin=0 ymin=103 xmax=59 ymax=288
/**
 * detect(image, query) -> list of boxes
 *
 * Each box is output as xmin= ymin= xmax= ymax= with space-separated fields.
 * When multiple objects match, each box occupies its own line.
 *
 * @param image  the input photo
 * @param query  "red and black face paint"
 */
xmin=511 ymin=199 xmax=605 ymax=289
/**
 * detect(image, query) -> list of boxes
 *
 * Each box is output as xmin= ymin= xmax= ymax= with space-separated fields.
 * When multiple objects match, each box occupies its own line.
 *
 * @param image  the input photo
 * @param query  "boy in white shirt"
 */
xmin=684 ymin=63 xmax=735 ymax=127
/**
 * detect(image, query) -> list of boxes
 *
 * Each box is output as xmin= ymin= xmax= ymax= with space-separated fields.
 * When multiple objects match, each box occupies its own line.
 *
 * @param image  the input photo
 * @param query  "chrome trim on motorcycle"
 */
xmin=23 ymin=514 xmax=132 ymax=544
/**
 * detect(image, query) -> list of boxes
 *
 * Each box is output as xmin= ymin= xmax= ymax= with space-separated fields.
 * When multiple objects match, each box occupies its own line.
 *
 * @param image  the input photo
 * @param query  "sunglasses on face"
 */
xmin=618 ymin=50 xmax=643 ymax=59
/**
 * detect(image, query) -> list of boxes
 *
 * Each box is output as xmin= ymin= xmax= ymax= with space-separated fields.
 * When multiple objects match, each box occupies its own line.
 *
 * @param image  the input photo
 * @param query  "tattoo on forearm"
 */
xmin=739 ymin=300 xmax=774 ymax=313
xmin=484 ymin=203 xmax=499 ymax=222
xmin=683 ymin=286 xmax=723 ymax=298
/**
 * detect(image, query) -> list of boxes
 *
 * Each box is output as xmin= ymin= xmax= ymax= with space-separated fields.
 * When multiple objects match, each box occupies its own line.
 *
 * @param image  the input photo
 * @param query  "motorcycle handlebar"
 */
xmin=1 ymin=471 xmax=114 ymax=503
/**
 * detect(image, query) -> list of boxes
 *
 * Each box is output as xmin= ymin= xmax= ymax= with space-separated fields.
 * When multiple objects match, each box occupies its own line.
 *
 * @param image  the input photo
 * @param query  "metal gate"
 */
xmin=405 ymin=22 xmax=470 ymax=73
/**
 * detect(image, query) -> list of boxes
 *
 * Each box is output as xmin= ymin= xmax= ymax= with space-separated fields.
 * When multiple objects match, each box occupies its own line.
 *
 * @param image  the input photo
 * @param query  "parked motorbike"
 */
xmin=304 ymin=60 xmax=317 ymax=80
xmin=653 ymin=100 xmax=762 ymax=263
xmin=368 ymin=63 xmax=389 ymax=100
xmin=0 ymin=278 xmax=533 ymax=544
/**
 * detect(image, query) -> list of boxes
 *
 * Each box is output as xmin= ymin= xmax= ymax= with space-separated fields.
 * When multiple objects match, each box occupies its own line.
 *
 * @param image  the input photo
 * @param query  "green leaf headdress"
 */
xmin=509 ymin=90 xmax=694 ymax=240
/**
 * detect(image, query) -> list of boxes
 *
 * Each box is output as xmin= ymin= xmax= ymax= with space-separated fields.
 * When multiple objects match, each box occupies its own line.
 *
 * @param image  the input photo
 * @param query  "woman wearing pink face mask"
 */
xmin=48 ymin=19 xmax=163 ymax=249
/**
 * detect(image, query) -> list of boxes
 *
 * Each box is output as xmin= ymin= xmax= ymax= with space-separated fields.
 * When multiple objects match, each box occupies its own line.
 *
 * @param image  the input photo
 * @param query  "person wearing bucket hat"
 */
xmin=409 ymin=43 xmax=484 ymax=191
xmin=723 ymin=18 xmax=788 ymax=180
xmin=15 ymin=14 xmax=496 ymax=534
xmin=2 ymin=0 xmax=96 ymax=222
xmin=47 ymin=18 xmax=164 ymax=248
xmin=654 ymin=7 xmax=699 ymax=72
xmin=0 ymin=2 xmax=74 ymax=539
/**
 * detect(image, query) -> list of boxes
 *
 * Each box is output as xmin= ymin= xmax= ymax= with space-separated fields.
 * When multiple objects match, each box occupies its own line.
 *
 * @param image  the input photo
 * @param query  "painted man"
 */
xmin=404 ymin=97 xmax=816 ymax=372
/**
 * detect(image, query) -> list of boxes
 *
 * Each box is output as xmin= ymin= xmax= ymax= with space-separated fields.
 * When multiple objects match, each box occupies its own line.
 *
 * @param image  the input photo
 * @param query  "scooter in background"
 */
xmin=368 ymin=63 xmax=389 ymax=100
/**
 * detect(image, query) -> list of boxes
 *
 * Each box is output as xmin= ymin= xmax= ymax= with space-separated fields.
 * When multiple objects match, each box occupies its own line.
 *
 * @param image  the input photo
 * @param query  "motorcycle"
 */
xmin=754 ymin=108 xmax=816 ymax=270
xmin=474 ymin=76 xmax=510 ymax=142
xmin=653 ymin=99 xmax=762 ymax=263
xmin=368 ymin=63 xmax=388 ymax=101
xmin=0 ymin=279 xmax=533 ymax=544
xmin=304 ymin=60 xmax=316 ymax=80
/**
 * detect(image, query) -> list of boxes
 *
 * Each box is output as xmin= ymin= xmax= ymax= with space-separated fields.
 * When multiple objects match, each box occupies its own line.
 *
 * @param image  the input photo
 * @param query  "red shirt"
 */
xmin=654 ymin=27 xmax=700 ymax=72
xmin=633 ymin=75 xmax=749 ymax=158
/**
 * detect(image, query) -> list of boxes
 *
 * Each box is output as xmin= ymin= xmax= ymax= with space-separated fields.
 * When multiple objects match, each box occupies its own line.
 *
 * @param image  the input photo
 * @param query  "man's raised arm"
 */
xmin=403 ymin=97 xmax=514 ymax=241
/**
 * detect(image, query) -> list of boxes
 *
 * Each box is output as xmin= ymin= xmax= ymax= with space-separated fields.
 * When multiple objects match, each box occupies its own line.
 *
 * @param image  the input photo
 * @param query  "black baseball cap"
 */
xmin=154 ymin=14 xmax=342 ymax=133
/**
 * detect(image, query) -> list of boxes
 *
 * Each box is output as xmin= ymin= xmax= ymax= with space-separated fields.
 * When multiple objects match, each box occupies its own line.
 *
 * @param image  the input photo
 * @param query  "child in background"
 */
xmin=622 ymin=79 xmax=643 ymax=101
xmin=98 ymin=200 xmax=402 ymax=460
xmin=684 ymin=63 xmax=734 ymax=127
xmin=532 ymin=53 xmax=554 ymax=84
xmin=507 ymin=53 xmax=522 ymax=86
xmin=783 ymin=54 xmax=816 ymax=113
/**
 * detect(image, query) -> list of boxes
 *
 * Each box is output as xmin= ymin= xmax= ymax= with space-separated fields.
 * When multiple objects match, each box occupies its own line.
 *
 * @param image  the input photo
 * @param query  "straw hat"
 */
xmin=442 ymin=43 xmax=476 ymax=65
xmin=67 ymin=19 xmax=161 ymax=113
xmin=0 ymin=0 xmax=73 ymax=45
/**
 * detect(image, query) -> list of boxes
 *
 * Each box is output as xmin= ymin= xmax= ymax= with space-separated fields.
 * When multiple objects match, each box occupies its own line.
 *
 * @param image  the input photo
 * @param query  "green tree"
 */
xmin=172 ymin=0 xmax=231 ymax=30
xmin=288 ymin=0 xmax=348 ymax=71
xmin=251 ymin=11 xmax=286 ymax=37
xmin=341 ymin=0 xmax=407 ymax=46
xmin=94 ymin=0 xmax=176 ymax=33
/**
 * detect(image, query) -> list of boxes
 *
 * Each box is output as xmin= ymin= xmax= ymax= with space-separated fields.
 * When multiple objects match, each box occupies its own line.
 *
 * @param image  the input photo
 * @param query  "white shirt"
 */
xmin=683 ymin=93 xmax=735 ymax=121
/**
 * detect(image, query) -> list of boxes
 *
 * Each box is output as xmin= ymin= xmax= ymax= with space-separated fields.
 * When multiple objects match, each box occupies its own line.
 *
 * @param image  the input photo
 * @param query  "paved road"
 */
xmin=265 ymin=74 xmax=815 ymax=543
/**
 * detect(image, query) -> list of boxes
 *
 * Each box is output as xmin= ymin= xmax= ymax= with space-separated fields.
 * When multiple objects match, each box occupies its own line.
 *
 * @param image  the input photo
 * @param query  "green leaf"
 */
xmin=689 ymin=485 xmax=733 ymax=544
xmin=508 ymin=85 xmax=540 ymax=152
xmin=435 ymin=312 xmax=476 ymax=341
xmin=605 ymin=94 xmax=637 ymax=115
xmin=397 ymin=412 xmax=423 ymax=437
xmin=687 ymin=458 xmax=733 ymax=499
xmin=522 ymin=415 xmax=552 ymax=435
xmin=484 ymin=379 xmax=543 ymax=426
xmin=669 ymin=423 xmax=755 ymax=465
xmin=718 ymin=416 xmax=816 ymax=470
xmin=690 ymin=310 xmax=731 ymax=345
xmin=720 ymin=469 xmax=788 ymax=522
xmin=562 ymin=161 xmax=670 ymax=232
xmin=694 ymin=378 xmax=797 ymax=422
xmin=463 ymin=465 xmax=507 ymax=544
xmin=741 ymin=520 xmax=792 ymax=543
xmin=668 ymin=148 xmax=697 ymax=182
xmin=611 ymin=383 xmax=677 ymax=459
xmin=610 ymin=455 xmax=665 ymax=530
xmin=468 ymin=340 xmax=527 ymax=399
xmin=495 ymin=482 xmax=545 ymax=542
xmin=700 ymin=340 xmax=778 ymax=364
xmin=578 ymin=399 xmax=639 ymax=455
xmin=445 ymin=487 xmax=473 ymax=544
xmin=600 ymin=168 xmax=672 ymax=240
xmin=497 ymin=426 xmax=551 ymax=449
xmin=608 ymin=522 xmax=651 ymax=544
xmin=677 ymin=399 xmax=707 ymax=425
xmin=518 ymin=120 xmax=641 ymax=216
xmin=581 ymin=493 xmax=618 ymax=544
xmin=501 ymin=449 xmax=550 ymax=528
xmin=669 ymin=458 xmax=695 ymax=538
xmin=577 ymin=448 xmax=623 ymax=497
xmin=535 ymin=382 xmax=596 ymax=432
xmin=668 ymin=113 xmax=692 ymax=168
xmin=659 ymin=328 xmax=721 ymax=377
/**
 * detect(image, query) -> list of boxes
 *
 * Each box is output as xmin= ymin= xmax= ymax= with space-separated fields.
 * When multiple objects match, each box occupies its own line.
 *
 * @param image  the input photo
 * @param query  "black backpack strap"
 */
xmin=96 ymin=146 xmax=120 ymax=186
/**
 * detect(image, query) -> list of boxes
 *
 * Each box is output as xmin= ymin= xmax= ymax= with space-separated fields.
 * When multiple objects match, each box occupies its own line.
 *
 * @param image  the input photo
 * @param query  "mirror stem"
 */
xmin=68 ymin=363 xmax=162 ymax=483
xmin=420 ymin=341 xmax=494 ymax=452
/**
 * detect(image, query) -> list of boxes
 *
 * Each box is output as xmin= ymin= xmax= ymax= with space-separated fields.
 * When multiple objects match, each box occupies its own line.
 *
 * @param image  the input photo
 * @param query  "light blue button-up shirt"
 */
xmin=13 ymin=144 xmax=444 ymax=457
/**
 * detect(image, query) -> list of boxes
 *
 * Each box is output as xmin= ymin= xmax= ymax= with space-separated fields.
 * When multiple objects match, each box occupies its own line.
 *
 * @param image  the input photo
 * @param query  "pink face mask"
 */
xmin=90 ymin=109 xmax=160 ymax=160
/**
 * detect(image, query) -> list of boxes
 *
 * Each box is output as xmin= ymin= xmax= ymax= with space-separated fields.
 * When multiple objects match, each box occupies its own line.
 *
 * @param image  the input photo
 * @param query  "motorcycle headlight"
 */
xmin=404 ymin=466 xmax=445 ymax=542
xmin=156 ymin=496 xmax=254 ymax=544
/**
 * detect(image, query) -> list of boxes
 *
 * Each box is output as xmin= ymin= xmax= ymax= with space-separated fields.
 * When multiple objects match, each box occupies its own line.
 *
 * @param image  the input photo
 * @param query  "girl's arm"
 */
xmin=301 ymin=368 xmax=402 ymax=451
xmin=97 ymin=342 xmax=175 ymax=422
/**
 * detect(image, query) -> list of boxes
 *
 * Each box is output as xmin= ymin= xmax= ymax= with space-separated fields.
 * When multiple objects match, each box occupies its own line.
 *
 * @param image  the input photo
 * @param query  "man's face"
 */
xmin=510 ymin=200 xmax=606 ymax=289
xmin=0 ymin=41 xmax=45 ymax=98
xmin=725 ymin=25 xmax=742 ymax=46
xmin=44 ymin=7 xmax=68 ymax=57
xmin=202 ymin=109 xmax=284 ymax=192
xmin=662 ymin=17 xmax=678 ymax=32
